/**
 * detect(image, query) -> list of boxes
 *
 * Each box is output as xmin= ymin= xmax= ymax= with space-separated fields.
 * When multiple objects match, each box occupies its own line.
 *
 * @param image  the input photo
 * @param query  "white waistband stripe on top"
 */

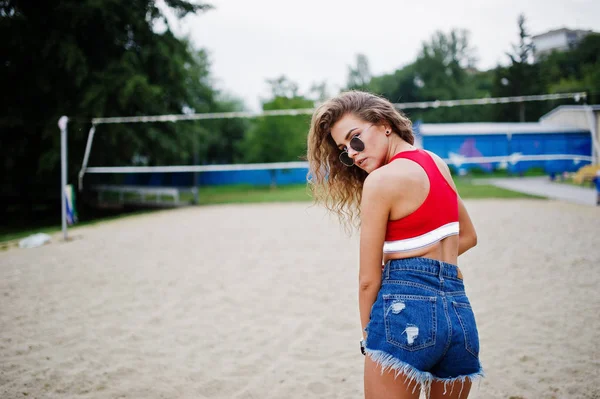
xmin=383 ymin=222 xmax=460 ymax=253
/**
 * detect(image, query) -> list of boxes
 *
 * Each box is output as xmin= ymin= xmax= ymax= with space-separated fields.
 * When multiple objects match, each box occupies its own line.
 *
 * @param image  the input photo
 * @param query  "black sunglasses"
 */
xmin=339 ymin=136 xmax=365 ymax=167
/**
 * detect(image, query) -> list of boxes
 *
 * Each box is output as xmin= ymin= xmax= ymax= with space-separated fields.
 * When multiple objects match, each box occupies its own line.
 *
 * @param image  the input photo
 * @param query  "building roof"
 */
xmin=532 ymin=28 xmax=593 ymax=39
xmin=539 ymin=105 xmax=600 ymax=123
xmin=419 ymin=122 xmax=589 ymax=136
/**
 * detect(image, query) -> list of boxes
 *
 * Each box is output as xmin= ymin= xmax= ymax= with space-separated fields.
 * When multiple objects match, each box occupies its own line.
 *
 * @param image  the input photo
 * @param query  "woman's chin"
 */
xmin=357 ymin=158 xmax=368 ymax=171
xmin=359 ymin=159 xmax=377 ymax=173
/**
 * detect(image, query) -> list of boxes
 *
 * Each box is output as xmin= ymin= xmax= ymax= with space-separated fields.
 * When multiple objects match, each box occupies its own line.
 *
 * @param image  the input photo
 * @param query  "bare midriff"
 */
xmin=383 ymin=235 xmax=459 ymax=267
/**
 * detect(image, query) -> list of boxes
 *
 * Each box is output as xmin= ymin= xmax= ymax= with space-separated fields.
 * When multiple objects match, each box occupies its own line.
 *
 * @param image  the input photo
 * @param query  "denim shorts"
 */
xmin=364 ymin=257 xmax=484 ymax=395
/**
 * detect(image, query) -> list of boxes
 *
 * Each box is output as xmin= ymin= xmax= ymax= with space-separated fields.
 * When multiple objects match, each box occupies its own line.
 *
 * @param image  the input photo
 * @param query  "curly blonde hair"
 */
xmin=306 ymin=91 xmax=414 ymax=228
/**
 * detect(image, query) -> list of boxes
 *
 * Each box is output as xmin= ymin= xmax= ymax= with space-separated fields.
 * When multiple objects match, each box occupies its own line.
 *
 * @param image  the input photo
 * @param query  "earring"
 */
xmin=386 ymin=130 xmax=391 ymax=136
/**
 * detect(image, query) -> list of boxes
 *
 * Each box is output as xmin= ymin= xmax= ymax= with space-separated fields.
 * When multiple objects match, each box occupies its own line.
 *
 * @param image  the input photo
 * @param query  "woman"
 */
xmin=307 ymin=91 xmax=483 ymax=399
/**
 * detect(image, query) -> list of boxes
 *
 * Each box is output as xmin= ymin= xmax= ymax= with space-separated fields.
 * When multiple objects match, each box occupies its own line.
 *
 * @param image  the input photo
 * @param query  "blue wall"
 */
xmin=117 ymin=168 xmax=309 ymax=187
xmin=422 ymin=132 xmax=591 ymax=175
xmin=509 ymin=133 xmax=591 ymax=174
xmin=423 ymin=134 xmax=508 ymax=173
xmin=198 ymin=168 xmax=307 ymax=186
xmin=112 ymin=131 xmax=591 ymax=187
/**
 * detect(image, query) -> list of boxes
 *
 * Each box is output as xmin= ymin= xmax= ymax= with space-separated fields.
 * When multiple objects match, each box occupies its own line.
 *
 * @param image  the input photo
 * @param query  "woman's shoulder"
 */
xmin=363 ymin=159 xmax=419 ymax=195
xmin=422 ymin=150 xmax=455 ymax=188
xmin=423 ymin=149 xmax=447 ymax=167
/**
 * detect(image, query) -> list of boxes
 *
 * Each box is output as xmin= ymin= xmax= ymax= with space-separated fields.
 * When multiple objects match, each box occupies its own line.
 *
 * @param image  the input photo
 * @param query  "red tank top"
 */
xmin=383 ymin=149 xmax=459 ymax=253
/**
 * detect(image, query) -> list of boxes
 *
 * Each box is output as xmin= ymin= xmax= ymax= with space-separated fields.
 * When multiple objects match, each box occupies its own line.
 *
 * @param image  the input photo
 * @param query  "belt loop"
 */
xmin=438 ymin=260 xmax=444 ymax=281
xmin=385 ymin=260 xmax=391 ymax=280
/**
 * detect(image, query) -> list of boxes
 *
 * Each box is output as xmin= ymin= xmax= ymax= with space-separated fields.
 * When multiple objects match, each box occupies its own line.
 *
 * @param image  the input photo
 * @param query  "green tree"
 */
xmin=417 ymin=29 xmax=477 ymax=91
xmin=203 ymin=95 xmax=249 ymax=164
xmin=369 ymin=63 xmax=422 ymax=104
xmin=308 ymin=81 xmax=331 ymax=103
xmin=376 ymin=29 xmax=489 ymax=122
xmin=412 ymin=29 xmax=491 ymax=122
xmin=491 ymin=14 xmax=545 ymax=121
xmin=369 ymin=29 xmax=495 ymax=123
xmin=541 ymin=33 xmax=600 ymax=104
xmin=238 ymin=76 xmax=313 ymax=186
xmin=0 ymin=0 xmax=221 ymax=224
xmin=346 ymin=54 xmax=372 ymax=91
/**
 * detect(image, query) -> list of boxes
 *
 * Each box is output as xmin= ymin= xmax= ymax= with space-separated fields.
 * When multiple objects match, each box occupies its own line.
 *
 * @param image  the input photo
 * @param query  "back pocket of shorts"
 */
xmin=452 ymin=302 xmax=480 ymax=358
xmin=383 ymin=294 xmax=437 ymax=351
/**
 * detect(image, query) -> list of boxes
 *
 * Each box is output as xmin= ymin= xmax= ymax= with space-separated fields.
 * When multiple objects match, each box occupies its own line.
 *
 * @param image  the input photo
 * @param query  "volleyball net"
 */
xmin=58 ymin=91 xmax=596 ymax=238
xmin=78 ymin=91 xmax=593 ymax=186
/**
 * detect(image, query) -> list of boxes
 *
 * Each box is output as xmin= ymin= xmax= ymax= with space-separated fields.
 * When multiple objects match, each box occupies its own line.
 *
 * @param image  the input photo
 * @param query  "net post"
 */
xmin=584 ymin=105 xmax=599 ymax=165
xmin=193 ymin=133 xmax=199 ymax=205
xmin=59 ymin=116 xmax=69 ymax=241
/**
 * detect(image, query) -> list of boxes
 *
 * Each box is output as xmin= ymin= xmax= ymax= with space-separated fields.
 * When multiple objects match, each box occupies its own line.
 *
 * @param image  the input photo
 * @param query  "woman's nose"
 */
xmin=347 ymin=147 xmax=359 ymax=158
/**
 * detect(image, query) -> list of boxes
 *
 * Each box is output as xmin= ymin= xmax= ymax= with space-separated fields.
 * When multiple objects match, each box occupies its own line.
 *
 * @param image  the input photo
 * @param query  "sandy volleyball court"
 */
xmin=1 ymin=200 xmax=599 ymax=399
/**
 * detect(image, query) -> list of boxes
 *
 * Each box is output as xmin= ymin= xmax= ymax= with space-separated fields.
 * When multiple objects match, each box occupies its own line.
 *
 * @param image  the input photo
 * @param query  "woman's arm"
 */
xmin=358 ymin=171 xmax=392 ymax=339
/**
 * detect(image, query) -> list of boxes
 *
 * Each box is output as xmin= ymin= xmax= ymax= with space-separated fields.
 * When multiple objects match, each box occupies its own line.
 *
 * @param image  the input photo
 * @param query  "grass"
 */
xmin=1 ymin=180 xmax=541 ymax=245
xmin=454 ymin=179 xmax=544 ymax=199
xmin=189 ymin=181 xmax=542 ymax=203
xmin=191 ymin=184 xmax=313 ymax=205
xmin=0 ymin=209 xmax=159 ymax=246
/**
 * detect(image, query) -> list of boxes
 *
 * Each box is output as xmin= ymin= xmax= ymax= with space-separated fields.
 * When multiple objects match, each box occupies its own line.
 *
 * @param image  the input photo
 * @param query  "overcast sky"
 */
xmin=162 ymin=0 xmax=599 ymax=111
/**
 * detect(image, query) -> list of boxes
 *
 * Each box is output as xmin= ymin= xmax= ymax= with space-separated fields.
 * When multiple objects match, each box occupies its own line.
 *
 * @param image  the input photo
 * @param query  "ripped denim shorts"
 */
xmin=364 ymin=257 xmax=484 ymax=394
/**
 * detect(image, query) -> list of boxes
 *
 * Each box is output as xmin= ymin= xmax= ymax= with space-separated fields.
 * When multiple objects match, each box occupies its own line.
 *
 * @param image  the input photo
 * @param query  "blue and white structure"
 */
xmin=419 ymin=122 xmax=592 ymax=175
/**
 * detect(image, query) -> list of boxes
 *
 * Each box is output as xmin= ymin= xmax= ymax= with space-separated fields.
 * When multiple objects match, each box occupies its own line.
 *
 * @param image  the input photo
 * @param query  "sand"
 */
xmin=1 ymin=200 xmax=599 ymax=399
